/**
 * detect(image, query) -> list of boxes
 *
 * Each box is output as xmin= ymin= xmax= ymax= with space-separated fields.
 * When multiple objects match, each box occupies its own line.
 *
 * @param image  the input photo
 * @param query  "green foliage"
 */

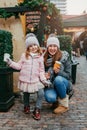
xmin=0 ymin=9 xmax=18 ymax=19
xmin=47 ymin=2 xmax=59 ymax=16
xmin=0 ymin=30 xmax=13 ymax=68
xmin=19 ymin=0 xmax=60 ymax=16
xmin=57 ymin=35 xmax=72 ymax=58
xmin=0 ymin=0 xmax=61 ymax=20
xmin=44 ymin=2 xmax=63 ymax=35
xmin=18 ymin=0 xmax=62 ymax=21
xmin=18 ymin=0 xmax=44 ymax=9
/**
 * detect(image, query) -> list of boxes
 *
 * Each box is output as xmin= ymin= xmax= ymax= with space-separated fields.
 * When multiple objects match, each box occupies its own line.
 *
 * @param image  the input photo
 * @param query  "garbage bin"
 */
xmin=71 ymin=62 xmax=79 ymax=84
xmin=0 ymin=67 xmax=15 ymax=112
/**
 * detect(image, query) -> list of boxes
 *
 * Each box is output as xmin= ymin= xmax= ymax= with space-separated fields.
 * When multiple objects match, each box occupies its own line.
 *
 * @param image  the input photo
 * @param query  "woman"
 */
xmin=44 ymin=34 xmax=72 ymax=114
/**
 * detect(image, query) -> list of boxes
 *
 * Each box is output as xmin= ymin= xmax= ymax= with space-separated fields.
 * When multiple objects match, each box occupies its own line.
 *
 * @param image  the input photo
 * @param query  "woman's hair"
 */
xmin=44 ymin=48 xmax=62 ymax=66
xmin=25 ymin=46 xmax=42 ymax=59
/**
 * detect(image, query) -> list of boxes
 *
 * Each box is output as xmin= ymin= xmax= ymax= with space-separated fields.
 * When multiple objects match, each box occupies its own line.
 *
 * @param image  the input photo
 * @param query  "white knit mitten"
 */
xmin=4 ymin=53 xmax=12 ymax=65
xmin=6 ymin=58 xmax=12 ymax=65
xmin=4 ymin=53 xmax=10 ymax=62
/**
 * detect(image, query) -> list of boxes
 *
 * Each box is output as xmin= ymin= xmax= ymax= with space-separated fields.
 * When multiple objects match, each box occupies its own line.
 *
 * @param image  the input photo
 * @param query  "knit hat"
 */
xmin=47 ymin=34 xmax=60 ymax=48
xmin=25 ymin=33 xmax=39 ymax=48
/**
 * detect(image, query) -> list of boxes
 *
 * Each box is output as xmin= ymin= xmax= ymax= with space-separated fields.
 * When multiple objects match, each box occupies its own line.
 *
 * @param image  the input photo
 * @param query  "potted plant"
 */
xmin=0 ymin=29 xmax=15 ymax=112
xmin=58 ymin=35 xmax=79 ymax=84
xmin=58 ymin=35 xmax=72 ymax=58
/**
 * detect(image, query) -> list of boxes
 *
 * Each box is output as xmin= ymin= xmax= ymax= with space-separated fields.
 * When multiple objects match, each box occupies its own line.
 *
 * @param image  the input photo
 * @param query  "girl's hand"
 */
xmin=45 ymin=72 xmax=50 ymax=80
xmin=4 ymin=57 xmax=12 ymax=65
xmin=42 ymin=80 xmax=52 ymax=87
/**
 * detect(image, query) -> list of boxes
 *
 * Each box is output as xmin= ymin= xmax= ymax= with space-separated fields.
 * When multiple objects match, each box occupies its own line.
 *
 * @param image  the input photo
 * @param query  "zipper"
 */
xmin=29 ymin=56 xmax=33 ymax=83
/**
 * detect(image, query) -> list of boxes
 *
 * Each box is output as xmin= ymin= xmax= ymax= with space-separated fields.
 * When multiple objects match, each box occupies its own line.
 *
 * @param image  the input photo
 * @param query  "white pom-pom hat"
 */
xmin=25 ymin=33 xmax=39 ymax=48
xmin=47 ymin=34 xmax=60 ymax=48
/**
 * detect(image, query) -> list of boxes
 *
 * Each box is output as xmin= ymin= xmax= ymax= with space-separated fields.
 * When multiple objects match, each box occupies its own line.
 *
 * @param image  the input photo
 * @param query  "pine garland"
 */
xmin=0 ymin=8 xmax=18 ymax=19
xmin=0 ymin=0 xmax=59 ymax=19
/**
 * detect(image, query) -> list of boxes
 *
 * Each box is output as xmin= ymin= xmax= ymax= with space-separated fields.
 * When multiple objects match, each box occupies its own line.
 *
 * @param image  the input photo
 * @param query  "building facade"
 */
xmin=50 ymin=0 xmax=67 ymax=14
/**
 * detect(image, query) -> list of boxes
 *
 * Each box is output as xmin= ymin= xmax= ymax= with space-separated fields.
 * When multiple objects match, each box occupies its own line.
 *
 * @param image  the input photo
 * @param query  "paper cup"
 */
xmin=4 ymin=53 xmax=10 ymax=62
xmin=53 ymin=61 xmax=61 ymax=70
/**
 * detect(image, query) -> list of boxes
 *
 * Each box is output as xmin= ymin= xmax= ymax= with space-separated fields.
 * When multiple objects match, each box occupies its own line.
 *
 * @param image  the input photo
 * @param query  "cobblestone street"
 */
xmin=0 ymin=56 xmax=87 ymax=130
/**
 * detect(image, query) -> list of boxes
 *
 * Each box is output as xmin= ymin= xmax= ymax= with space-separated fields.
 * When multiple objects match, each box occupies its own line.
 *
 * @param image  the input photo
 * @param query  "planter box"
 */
xmin=0 ymin=67 xmax=15 ymax=112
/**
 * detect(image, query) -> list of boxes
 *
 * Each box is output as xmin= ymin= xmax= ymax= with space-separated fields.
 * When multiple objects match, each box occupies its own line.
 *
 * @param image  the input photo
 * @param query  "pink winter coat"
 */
xmin=9 ymin=53 xmax=46 ymax=83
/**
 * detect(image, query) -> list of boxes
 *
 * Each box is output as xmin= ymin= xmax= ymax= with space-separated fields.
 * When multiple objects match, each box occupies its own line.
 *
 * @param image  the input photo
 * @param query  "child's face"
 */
xmin=48 ymin=44 xmax=58 ymax=56
xmin=29 ymin=44 xmax=38 ymax=53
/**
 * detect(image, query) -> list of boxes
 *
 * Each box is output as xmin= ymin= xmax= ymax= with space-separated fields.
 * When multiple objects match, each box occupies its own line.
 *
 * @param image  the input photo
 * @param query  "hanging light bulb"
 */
xmin=31 ymin=27 xmax=34 ymax=32
xmin=46 ymin=15 xmax=51 ymax=20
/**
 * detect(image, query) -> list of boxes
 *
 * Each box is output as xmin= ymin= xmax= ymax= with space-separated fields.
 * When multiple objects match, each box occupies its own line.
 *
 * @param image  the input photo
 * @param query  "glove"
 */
xmin=4 ymin=53 xmax=12 ymax=65
xmin=42 ymin=80 xmax=52 ymax=87
xmin=4 ymin=53 xmax=10 ymax=62
xmin=6 ymin=57 xmax=12 ymax=65
xmin=4 ymin=57 xmax=12 ymax=66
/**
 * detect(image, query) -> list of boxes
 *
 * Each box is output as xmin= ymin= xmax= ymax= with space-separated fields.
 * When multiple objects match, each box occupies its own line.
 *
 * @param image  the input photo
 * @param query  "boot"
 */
xmin=33 ymin=108 xmax=41 ymax=120
xmin=53 ymin=105 xmax=69 ymax=114
xmin=53 ymin=95 xmax=69 ymax=114
xmin=24 ymin=106 xmax=30 ymax=114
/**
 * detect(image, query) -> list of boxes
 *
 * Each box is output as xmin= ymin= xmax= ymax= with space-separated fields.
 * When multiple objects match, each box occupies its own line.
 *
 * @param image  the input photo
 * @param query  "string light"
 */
xmin=30 ymin=27 xmax=34 ymax=32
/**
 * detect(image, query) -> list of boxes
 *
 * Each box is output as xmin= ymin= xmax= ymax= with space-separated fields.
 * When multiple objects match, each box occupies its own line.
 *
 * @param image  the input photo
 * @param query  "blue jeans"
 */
xmin=24 ymin=88 xmax=44 ymax=109
xmin=54 ymin=76 xmax=69 ymax=99
xmin=44 ymin=88 xmax=57 ymax=103
xmin=44 ymin=76 xmax=69 ymax=103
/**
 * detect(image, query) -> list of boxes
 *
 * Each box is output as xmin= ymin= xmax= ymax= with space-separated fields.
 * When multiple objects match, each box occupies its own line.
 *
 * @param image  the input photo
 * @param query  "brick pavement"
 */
xmin=0 ymin=56 xmax=87 ymax=130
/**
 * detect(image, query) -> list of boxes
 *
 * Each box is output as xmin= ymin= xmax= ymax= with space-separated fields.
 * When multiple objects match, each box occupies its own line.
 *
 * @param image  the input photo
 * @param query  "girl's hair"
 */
xmin=25 ymin=46 xmax=42 ymax=59
xmin=44 ymin=48 xmax=62 ymax=66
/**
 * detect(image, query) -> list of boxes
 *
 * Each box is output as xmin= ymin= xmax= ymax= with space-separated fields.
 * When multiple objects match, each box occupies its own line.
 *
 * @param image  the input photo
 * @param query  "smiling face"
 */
xmin=29 ymin=44 xmax=38 ymax=53
xmin=47 ymin=44 xmax=58 ymax=56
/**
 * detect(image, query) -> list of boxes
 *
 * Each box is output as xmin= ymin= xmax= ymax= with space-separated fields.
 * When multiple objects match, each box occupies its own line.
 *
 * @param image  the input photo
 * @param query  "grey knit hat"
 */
xmin=25 ymin=33 xmax=39 ymax=48
xmin=47 ymin=34 xmax=60 ymax=48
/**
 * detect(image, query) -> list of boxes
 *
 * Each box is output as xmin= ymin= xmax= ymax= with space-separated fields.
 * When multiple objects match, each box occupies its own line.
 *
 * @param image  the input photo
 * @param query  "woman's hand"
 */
xmin=53 ymin=67 xmax=60 ymax=74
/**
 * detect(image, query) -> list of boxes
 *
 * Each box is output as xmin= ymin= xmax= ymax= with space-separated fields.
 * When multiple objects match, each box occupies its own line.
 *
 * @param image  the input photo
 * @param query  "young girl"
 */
xmin=44 ymin=34 xmax=72 ymax=114
xmin=5 ymin=33 xmax=49 ymax=120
